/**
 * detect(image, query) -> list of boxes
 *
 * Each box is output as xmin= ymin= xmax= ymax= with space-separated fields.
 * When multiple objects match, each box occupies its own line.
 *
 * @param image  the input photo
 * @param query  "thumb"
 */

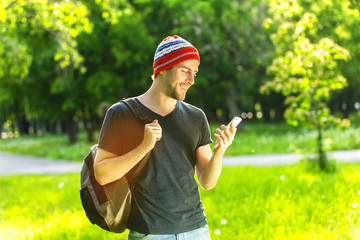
xmin=153 ymin=119 xmax=158 ymax=123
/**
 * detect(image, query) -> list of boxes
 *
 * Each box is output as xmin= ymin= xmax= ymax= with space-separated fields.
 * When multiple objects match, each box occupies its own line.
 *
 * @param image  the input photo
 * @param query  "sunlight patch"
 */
xmin=0 ymin=211 xmax=88 ymax=239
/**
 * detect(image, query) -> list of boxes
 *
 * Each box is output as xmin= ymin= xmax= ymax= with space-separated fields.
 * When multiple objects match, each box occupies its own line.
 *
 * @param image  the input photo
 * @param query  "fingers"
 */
xmin=221 ymin=125 xmax=232 ymax=139
xmin=216 ymin=127 xmax=228 ymax=142
xmin=229 ymin=122 xmax=237 ymax=133
xmin=217 ymin=125 xmax=234 ymax=141
xmin=145 ymin=119 xmax=162 ymax=141
xmin=214 ymin=124 xmax=236 ymax=150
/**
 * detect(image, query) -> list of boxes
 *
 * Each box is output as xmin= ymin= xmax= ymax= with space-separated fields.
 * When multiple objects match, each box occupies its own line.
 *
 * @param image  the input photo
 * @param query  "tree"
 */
xmin=0 ymin=0 xmax=93 ymax=142
xmin=264 ymin=0 xmax=360 ymax=118
xmin=168 ymin=0 xmax=274 ymax=121
xmin=261 ymin=12 xmax=350 ymax=170
xmin=77 ymin=0 xmax=154 ymax=142
xmin=131 ymin=0 xmax=277 ymax=122
xmin=1 ymin=0 xmax=142 ymax=143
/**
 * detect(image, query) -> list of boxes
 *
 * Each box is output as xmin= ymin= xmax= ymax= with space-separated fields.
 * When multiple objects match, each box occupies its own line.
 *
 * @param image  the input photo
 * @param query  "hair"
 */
xmin=151 ymin=74 xmax=157 ymax=81
xmin=151 ymin=66 xmax=173 ymax=81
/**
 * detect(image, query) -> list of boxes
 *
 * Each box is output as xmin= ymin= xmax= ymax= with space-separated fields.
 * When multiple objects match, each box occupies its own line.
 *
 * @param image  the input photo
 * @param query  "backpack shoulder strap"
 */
xmin=119 ymin=97 xmax=152 ymax=180
xmin=120 ymin=98 xmax=151 ymax=124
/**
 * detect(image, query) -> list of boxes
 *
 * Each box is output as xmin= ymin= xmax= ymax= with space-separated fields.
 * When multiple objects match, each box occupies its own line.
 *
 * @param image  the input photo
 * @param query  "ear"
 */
xmin=155 ymin=70 xmax=167 ymax=80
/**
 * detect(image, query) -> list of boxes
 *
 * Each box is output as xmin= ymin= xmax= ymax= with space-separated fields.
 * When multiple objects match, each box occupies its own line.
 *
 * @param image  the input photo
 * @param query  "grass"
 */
xmin=1 ymin=163 xmax=360 ymax=239
xmin=0 ymin=132 xmax=93 ymax=161
xmin=216 ymin=122 xmax=360 ymax=156
xmin=0 ymin=122 xmax=359 ymax=161
xmin=0 ymin=122 xmax=359 ymax=239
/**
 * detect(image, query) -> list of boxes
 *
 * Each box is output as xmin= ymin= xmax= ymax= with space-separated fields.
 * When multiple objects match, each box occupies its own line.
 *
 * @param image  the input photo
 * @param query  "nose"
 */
xmin=187 ymin=73 xmax=195 ymax=85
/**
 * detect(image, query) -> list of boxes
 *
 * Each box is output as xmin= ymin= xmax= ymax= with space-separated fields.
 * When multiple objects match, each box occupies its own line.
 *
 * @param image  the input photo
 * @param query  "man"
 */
xmin=93 ymin=35 xmax=237 ymax=240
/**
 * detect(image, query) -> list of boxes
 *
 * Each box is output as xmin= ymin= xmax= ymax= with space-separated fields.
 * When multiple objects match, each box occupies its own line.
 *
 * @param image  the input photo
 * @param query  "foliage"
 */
xmin=0 ymin=0 xmax=94 ymax=142
xmin=1 ymin=163 xmax=360 ymax=239
xmin=262 ymin=13 xmax=350 ymax=128
xmin=160 ymin=0 xmax=274 ymax=120
xmin=1 ymin=0 xmax=360 ymax=145
xmin=264 ymin=0 xmax=360 ymax=115
xmin=261 ymin=0 xmax=354 ymax=170
xmin=0 ymin=0 xmax=93 ymax=71
xmin=349 ymin=110 xmax=360 ymax=126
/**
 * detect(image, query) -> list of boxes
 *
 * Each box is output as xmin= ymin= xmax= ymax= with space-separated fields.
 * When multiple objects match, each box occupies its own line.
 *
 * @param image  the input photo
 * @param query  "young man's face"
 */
xmin=162 ymin=59 xmax=199 ymax=101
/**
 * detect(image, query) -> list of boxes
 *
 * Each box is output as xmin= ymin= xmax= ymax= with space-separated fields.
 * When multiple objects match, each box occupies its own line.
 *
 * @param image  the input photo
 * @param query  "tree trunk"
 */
xmin=316 ymin=122 xmax=327 ymax=170
xmin=65 ymin=118 xmax=77 ymax=144
xmin=17 ymin=115 xmax=30 ymax=135
xmin=84 ymin=119 xmax=95 ymax=143
xmin=80 ymin=105 xmax=98 ymax=143
xmin=10 ymin=119 xmax=16 ymax=135
xmin=225 ymin=87 xmax=241 ymax=120
xmin=0 ymin=119 xmax=2 ymax=139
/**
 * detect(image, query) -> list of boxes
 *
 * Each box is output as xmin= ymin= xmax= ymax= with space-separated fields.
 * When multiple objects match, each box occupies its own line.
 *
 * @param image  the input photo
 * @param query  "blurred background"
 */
xmin=1 ymin=0 xmax=359 ymax=144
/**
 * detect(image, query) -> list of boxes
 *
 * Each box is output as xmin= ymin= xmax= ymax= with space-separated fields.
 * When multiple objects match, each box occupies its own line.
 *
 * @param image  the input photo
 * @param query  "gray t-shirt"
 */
xmin=98 ymin=98 xmax=213 ymax=234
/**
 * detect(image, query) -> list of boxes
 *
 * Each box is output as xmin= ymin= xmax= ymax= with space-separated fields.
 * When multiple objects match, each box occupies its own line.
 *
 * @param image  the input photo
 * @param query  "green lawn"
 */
xmin=1 ymin=163 xmax=360 ymax=239
xmin=1 ymin=122 xmax=359 ymax=239
xmin=0 ymin=122 xmax=359 ymax=161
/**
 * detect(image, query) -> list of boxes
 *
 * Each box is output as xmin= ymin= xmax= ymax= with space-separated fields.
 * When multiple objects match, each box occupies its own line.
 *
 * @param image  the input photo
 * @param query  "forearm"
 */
xmin=198 ymin=150 xmax=224 ymax=190
xmin=94 ymin=142 xmax=152 ymax=185
xmin=196 ymin=123 xmax=237 ymax=190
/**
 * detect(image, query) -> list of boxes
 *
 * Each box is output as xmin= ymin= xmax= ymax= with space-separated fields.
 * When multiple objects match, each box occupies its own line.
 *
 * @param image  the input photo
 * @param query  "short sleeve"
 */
xmin=197 ymin=110 xmax=213 ymax=148
xmin=98 ymin=102 xmax=144 ymax=156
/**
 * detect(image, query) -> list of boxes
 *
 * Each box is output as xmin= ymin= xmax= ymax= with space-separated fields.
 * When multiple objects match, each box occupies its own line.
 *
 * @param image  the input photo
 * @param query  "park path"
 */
xmin=0 ymin=150 xmax=359 ymax=176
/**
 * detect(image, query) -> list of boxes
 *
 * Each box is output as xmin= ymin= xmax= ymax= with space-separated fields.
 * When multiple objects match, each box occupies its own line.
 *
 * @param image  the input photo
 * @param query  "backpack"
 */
xmin=80 ymin=98 xmax=151 ymax=233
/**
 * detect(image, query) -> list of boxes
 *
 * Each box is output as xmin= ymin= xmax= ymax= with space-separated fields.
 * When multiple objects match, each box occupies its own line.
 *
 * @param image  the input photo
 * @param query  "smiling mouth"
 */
xmin=180 ymin=85 xmax=187 ymax=91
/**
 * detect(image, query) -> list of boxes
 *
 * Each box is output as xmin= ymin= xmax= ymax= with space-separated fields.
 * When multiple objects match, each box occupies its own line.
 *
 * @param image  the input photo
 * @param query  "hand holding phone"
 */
xmin=227 ymin=116 xmax=242 ymax=128
xmin=214 ymin=116 xmax=241 ymax=153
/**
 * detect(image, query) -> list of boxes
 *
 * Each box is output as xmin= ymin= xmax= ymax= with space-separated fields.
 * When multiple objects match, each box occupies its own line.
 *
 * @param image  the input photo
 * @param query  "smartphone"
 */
xmin=227 ymin=116 xmax=242 ymax=128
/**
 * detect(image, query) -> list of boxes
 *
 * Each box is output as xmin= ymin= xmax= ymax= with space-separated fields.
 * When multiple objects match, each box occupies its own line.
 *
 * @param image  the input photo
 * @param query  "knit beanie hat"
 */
xmin=153 ymin=35 xmax=200 ymax=75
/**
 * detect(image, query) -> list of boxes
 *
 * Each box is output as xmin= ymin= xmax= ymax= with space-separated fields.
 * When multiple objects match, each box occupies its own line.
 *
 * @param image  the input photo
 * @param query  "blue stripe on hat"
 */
xmin=154 ymin=46 xmax=188 ymax=62
xmin=156 ymin=39 xmax=189 ymax=53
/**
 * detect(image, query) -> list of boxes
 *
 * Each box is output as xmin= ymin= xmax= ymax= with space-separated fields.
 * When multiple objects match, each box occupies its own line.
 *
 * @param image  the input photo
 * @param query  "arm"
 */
xmin=195 ymin=122 xmax=237 ymax=190
xmin=94 ymin=120 xmax=162 ymax=186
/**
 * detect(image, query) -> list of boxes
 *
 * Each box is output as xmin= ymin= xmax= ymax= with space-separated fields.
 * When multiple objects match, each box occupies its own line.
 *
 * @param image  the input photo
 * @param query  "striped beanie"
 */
xmin=153 ymin=35 xmax=200 ymax=75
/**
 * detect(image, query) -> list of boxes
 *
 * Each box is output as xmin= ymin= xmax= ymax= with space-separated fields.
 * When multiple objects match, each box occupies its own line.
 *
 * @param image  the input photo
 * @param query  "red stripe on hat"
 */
xmin=154 ymin=53 xmax=200 ymax=75
xmin=153 ymin=46 xmax=199 ymax=68
xmin=153 ymin=46 xmax=199 ymax=75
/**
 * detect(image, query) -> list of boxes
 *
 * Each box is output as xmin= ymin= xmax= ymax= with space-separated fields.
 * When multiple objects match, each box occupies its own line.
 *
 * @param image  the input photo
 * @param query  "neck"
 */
xmin=137 ymin=83 xmax=177 ymax=117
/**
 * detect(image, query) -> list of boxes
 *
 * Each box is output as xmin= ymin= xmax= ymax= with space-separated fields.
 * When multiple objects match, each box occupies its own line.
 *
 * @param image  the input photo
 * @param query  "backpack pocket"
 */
xmin=80 ymin=186 xmax=109 ymax=231
xmin=101 ymin=177 xmax=132 ymax=232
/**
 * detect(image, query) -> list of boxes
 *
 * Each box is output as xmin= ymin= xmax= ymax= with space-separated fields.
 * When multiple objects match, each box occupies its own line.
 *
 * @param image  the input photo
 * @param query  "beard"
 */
xmin=164 ymin=80 xmax=186 ymax=101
